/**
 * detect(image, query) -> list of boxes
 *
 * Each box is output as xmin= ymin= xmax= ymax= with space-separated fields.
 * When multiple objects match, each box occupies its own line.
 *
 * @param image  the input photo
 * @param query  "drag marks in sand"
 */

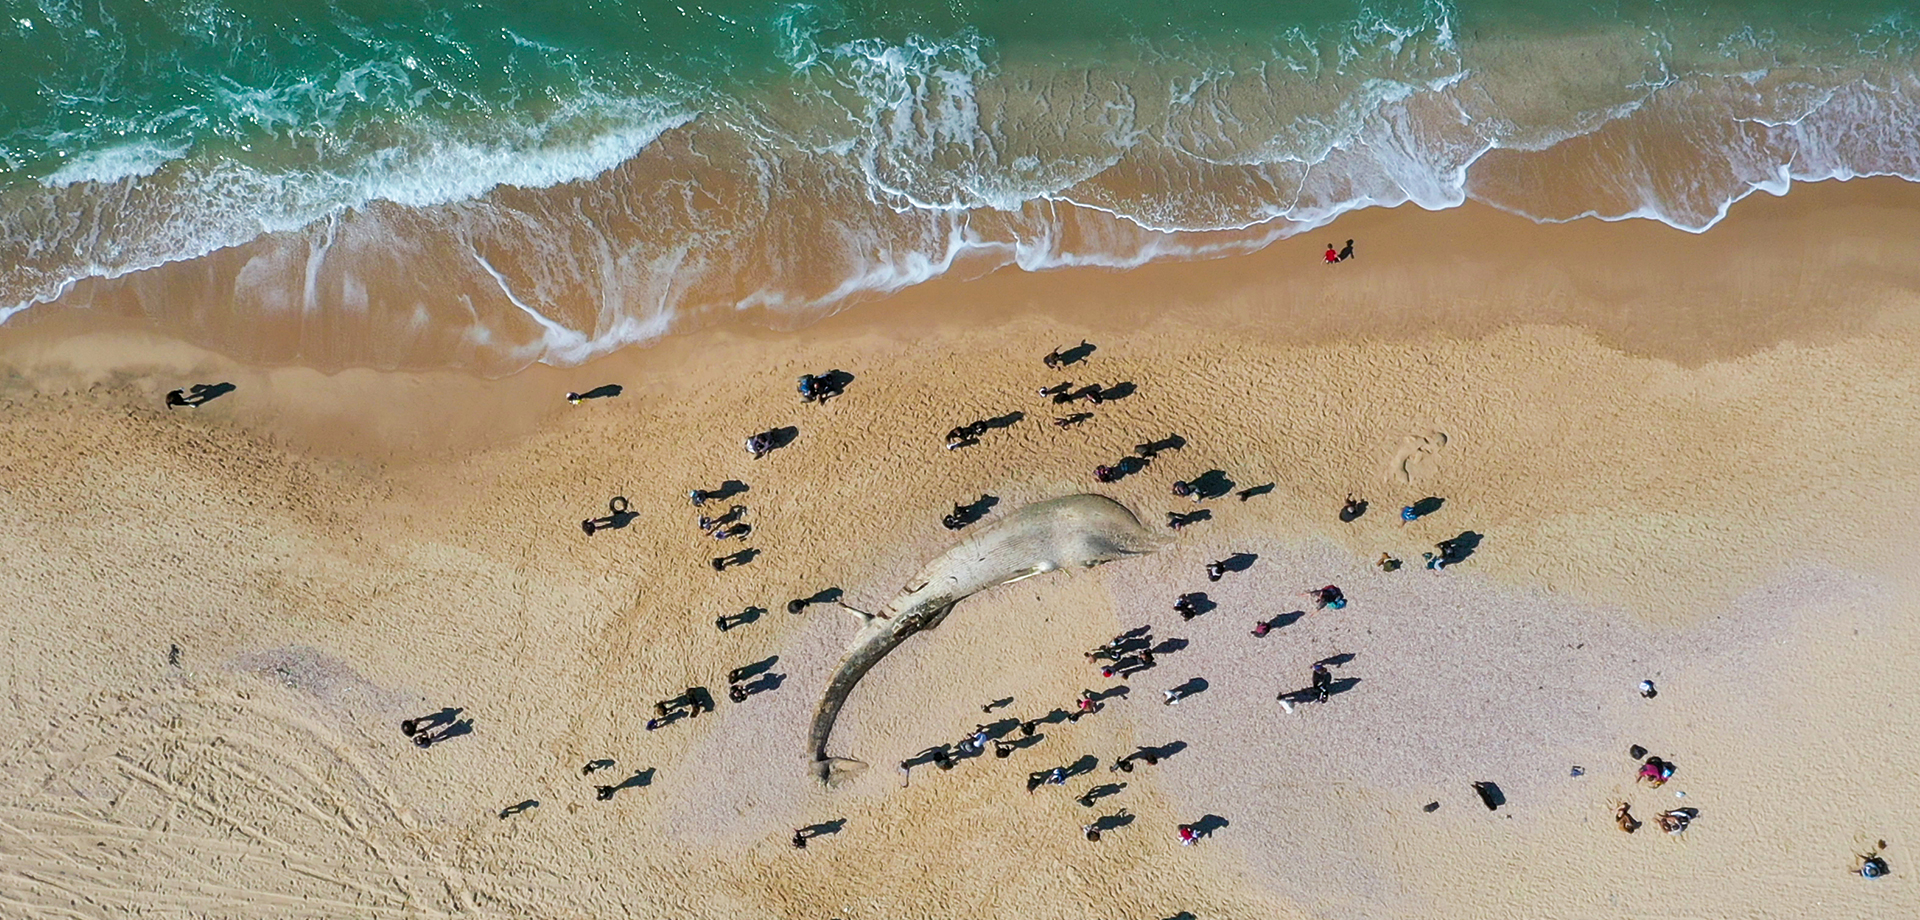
xmin=1384 ymin=429 xmax=1449 ymax=485
xmin=0 ymin=650 xmax=493 ymax=918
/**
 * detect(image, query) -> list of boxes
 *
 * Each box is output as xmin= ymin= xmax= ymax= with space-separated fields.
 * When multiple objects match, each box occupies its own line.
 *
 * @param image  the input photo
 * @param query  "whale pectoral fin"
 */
xmin=814 ymin=756 xmax=869 ymax=787
xmin=836 ymin=601 xmax=886 ymax=622
xmin=998 ymin=564 xmax=1052 ymax=586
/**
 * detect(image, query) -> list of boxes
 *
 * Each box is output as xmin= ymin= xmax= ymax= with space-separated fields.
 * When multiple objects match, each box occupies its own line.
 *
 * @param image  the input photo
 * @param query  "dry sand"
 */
xmin=3 ymin=180 xmax=1920 ymax=919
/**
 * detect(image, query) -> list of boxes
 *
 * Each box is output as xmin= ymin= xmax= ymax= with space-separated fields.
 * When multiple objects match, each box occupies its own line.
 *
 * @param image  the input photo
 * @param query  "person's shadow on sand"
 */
xmin=712 ymin=548 xmax=759 ymax=571
xmin=583 ymin=496 xmax=637 ymax=535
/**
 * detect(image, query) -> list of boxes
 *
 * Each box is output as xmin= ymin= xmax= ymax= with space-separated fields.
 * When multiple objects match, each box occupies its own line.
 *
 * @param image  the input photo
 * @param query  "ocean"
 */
xmin=3 ymin=0 xmax=1917 ymax=370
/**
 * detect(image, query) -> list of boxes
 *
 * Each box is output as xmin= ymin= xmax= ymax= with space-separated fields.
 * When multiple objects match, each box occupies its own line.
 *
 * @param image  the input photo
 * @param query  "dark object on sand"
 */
xmin=1638 ymin=679 xmax=1658 ymax=698
xmin=1629 ymin=744 xmax=1648 ymax=760
xmin=1423 ymin=801 xmax=1440 ymax=813
xmin=1472 ymin=781 xmax=1505 ymax=811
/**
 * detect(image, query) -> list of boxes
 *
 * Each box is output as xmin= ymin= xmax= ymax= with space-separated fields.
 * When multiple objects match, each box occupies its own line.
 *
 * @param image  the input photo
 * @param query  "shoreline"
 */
xmin=2 ymin=178 xmax=1918 ymax=919
xmin=8 ymin=175 xmax=1920 ymax=383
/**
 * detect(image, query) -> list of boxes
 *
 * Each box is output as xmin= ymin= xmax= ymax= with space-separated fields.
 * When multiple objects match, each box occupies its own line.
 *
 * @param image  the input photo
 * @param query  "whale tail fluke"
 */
xmin=813 ymin=756 xmax=869 ymax=787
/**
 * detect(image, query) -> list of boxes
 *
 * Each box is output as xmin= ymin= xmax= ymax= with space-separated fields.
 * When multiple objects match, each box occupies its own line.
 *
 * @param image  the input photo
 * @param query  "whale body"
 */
xmin=807 ymin=494 xmax=1165 ymax=785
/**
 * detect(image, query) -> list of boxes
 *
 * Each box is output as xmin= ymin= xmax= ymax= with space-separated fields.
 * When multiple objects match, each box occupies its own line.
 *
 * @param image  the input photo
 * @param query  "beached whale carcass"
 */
xmin=807 ymin=493 xmax=1166 ymax=785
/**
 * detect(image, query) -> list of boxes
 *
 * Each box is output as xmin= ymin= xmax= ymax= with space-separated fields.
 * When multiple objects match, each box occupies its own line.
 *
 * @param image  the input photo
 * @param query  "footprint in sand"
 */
xmin=1384 ymin=429 xmax=1449 ymax=485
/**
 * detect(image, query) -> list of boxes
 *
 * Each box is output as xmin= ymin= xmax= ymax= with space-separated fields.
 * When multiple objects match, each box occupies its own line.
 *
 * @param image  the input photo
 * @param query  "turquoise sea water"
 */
xmin=3 ymin=1 xmax=1918 ymax=367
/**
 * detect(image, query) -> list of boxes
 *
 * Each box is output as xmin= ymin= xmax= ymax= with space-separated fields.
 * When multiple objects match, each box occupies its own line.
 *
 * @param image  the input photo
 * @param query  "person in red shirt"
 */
xmin=1324 ymin=243 xmax=1339 ymax=264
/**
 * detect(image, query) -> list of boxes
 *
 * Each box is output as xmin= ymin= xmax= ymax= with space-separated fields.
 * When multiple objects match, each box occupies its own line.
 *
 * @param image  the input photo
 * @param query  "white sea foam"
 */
xmin=41 ymin=138 xmax=191 ymax=187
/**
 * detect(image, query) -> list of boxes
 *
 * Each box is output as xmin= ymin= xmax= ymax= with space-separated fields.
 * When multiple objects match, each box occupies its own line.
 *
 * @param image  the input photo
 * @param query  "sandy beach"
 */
xmin=4 ymin=179 xmax=1920 ymax=919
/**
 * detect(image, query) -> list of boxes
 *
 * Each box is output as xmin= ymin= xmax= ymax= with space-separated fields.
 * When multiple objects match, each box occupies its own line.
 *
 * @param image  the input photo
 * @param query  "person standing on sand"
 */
xmin=1312 ymin=663 xmax=1334 ymax=703
xmin=1179 ymin=824 xmax=1200 ymax=845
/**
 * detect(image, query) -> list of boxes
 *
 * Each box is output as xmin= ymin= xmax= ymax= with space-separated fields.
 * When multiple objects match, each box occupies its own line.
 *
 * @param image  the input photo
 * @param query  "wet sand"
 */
xmin=3 ymin=180 xmax=1919 ymax=919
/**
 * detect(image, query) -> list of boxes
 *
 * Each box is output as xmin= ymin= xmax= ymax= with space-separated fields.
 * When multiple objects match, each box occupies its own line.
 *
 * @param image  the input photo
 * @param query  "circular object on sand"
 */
xmin=608 ymin=496 xmax=630 ymax=514
xmin=1861 ymin=856 xmax=1889 ymax=879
